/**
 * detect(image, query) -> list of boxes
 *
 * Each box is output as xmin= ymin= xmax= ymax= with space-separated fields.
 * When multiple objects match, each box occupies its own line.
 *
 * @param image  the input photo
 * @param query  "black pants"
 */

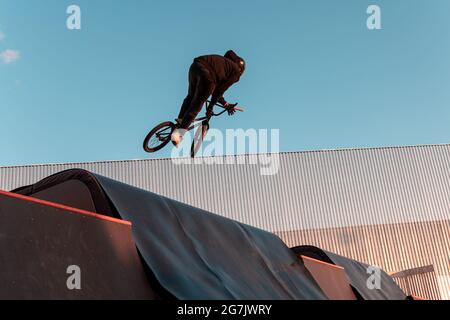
xmin=178 ymin=61 xmax=215 ymax=129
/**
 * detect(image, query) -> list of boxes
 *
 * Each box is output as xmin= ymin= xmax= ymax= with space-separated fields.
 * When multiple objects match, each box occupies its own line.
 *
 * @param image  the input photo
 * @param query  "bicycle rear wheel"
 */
xmin=143 ymin=121 xmax=175 ymax=153
xmin=191 ymin=122 xmax=210 ymax=158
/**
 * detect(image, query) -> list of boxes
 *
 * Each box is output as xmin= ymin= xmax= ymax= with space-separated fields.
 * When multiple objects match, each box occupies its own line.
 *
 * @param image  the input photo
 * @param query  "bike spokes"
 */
xmin=143 ymin=121 xmax=175 ymax=153
xmin=149 ymin=127 xmax=170 ymax=147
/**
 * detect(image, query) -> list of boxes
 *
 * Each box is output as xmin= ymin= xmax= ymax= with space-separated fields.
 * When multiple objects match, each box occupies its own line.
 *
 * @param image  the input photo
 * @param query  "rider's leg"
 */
xmin=172 ymin=78 xmax=214 ymax=147
xmin=172 ymin=62 xmax=214 ymax=146
xmin=177 ymin=64 xmax=197 ymax=123
xmin=178 ymin=78 xmax=214 ymax=130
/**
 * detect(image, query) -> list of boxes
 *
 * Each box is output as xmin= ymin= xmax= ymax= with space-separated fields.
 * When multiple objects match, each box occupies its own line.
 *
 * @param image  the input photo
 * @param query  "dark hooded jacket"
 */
xmin=194 ymin=50 xmax=244 ymax=105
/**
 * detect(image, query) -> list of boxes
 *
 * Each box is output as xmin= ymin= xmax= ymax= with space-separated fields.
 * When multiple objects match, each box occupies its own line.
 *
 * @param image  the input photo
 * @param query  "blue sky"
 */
xmin=1 ymin=0 xmax=450 ymax=166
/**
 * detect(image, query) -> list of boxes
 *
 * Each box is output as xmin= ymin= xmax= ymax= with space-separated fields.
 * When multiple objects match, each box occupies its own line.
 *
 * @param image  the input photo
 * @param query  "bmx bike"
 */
xmin=143 ymin=101 xmax=243 ymax=158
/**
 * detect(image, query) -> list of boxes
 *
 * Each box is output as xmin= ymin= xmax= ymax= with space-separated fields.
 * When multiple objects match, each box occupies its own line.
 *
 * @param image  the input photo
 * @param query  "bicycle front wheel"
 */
xmin=143 ymin=121 xmax=175 ymax=153
xmin=191 ymin=122 xmax=210 ymax=158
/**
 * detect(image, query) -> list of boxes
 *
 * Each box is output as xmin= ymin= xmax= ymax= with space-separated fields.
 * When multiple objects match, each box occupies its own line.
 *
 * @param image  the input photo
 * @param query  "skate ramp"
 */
xmin=13 ymin=169 xmax=326 ymax=300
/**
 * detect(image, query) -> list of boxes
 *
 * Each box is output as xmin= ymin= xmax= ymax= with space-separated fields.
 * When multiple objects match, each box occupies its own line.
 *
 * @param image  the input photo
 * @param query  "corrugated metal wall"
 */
xmin=278 ymin=220 xmax=450 ymax=299
xmin=391 ymin=265 xmax=442 ymax=300
xmin=1 ymin=144 xmax=450 ymax=298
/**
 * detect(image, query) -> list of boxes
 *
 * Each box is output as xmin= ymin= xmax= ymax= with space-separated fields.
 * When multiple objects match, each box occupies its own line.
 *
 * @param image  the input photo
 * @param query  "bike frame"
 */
xmin=186 ymin=101 xmax=242 ymax=132
xmin=188 ymin=109 xmax=226 ymax=131
xmin=143 ymin=101 xmax=243 ymax=153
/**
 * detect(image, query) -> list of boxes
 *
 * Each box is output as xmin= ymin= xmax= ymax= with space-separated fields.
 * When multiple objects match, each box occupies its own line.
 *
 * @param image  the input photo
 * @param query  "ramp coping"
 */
xmin=0 ymin=189 xmax=132 ymax=226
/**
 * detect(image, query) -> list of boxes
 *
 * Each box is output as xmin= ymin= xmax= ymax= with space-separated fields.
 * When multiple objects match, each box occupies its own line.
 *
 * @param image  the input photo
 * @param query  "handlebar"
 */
xmin=210 ymin=106 xmax=244 ymax=117
xmin=206 ymin=100 xmax=245 ymax=113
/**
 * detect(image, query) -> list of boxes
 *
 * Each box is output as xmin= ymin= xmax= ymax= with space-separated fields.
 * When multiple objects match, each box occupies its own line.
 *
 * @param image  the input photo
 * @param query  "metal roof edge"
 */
xmin=1 ymin=142 xmax=450 ymax=170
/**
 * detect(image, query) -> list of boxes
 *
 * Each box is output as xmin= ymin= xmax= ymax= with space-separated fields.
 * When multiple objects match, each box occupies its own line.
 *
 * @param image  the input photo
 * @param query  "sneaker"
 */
xmin=171 ymin=129 xmax=183 ymax=147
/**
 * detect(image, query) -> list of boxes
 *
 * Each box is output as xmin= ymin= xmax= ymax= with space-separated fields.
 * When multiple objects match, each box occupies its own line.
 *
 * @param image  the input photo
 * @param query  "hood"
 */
xmin=224 ymin=50 xmax=245 ymax=74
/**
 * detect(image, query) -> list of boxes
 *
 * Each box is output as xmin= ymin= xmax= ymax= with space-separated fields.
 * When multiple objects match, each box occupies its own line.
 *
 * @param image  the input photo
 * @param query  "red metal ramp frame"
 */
xmin=300 ymin=255 xmax=358 ymax=300
xmin=0 ymin=190 xmax=155 ymax=300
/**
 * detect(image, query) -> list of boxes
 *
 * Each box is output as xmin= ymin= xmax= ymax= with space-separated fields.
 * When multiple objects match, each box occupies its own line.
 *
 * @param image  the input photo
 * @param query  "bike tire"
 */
xmin=191 ymin=122 xmax=210 ymax=158
xmin=143 ymin=121 xmax=175 ymax=153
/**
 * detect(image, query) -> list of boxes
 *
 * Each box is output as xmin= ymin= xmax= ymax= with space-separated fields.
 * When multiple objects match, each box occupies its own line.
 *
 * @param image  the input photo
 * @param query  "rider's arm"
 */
xmin=217 ymin=96 xmax=227 ymax=106
xmin=211 ymin=73 xmax=240 ymax=107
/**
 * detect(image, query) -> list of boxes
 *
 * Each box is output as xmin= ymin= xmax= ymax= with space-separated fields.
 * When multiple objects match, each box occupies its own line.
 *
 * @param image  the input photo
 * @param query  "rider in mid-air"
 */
xmin=171 ymin=50 xmax=246 ymax=146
